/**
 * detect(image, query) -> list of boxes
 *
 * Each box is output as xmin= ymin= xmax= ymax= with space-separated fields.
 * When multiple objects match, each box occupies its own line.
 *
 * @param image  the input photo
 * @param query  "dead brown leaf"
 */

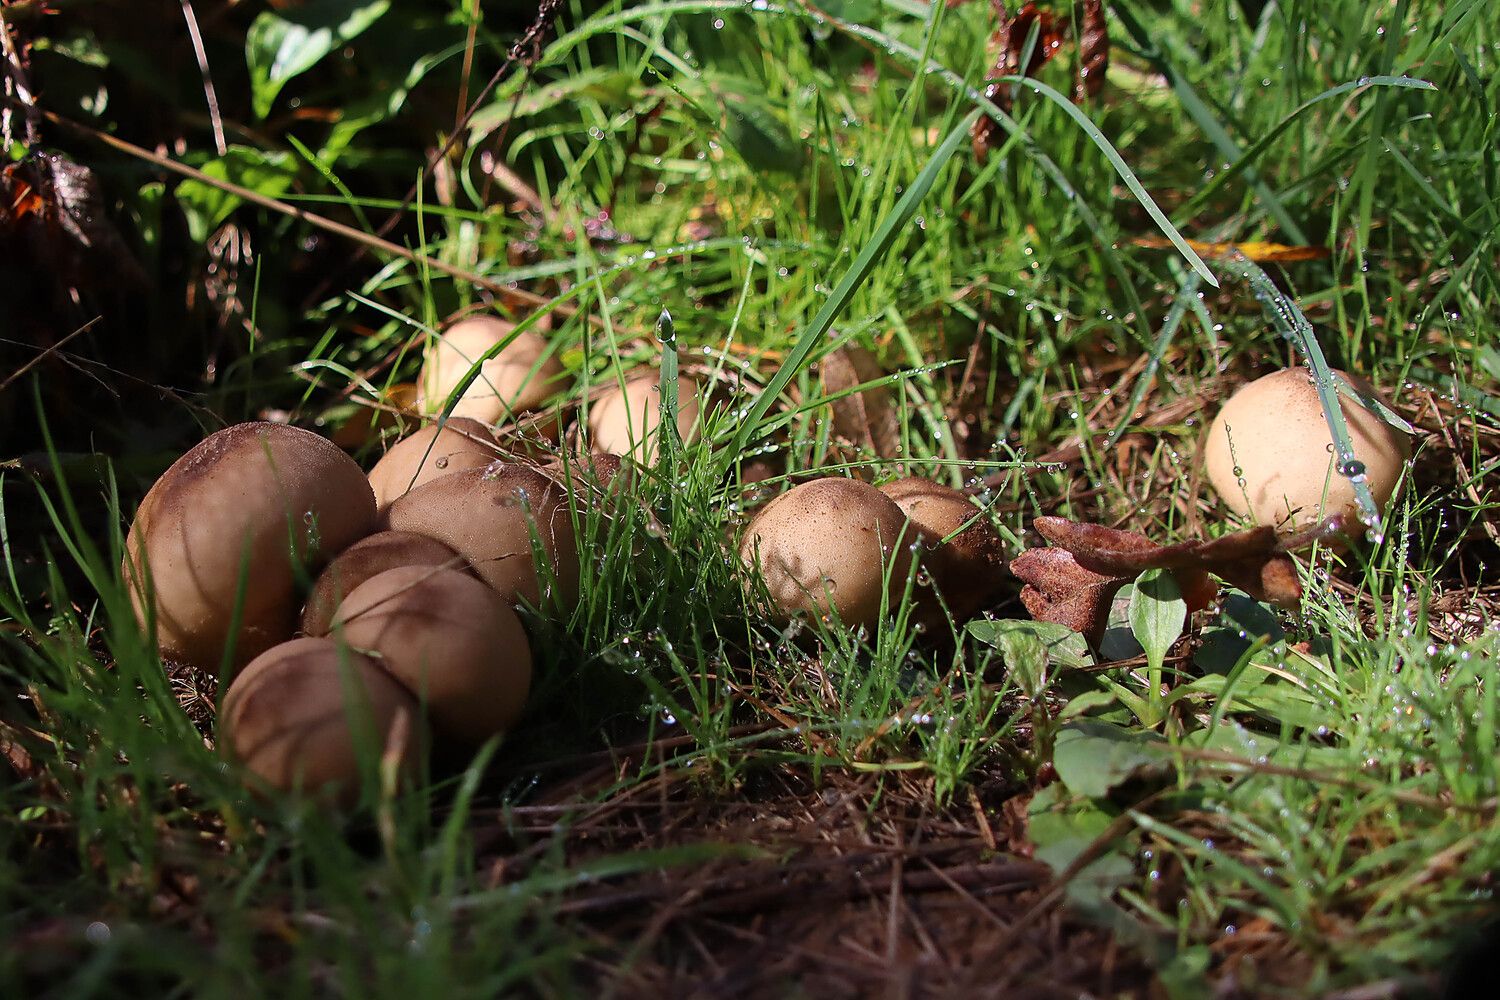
xmin=822 ymin=343 xmax=902 ymax=462
xmin=1010 ymin=515 xmax=1348 ymax=641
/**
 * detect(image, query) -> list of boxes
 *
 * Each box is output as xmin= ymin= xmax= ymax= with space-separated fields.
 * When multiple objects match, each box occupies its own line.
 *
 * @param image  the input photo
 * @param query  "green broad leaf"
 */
xmin=1129 ymin=568 xmax=1186 ymax=677
xmin=1027 ymin=784 xmax=1133 ymax=907
xmin=723 ymin=96 xmax=804 ymax=175
xmin=247 ymin=0 xmax=391 ymax=118
xmin=819 ymin=0 xmax=882 ymax=23
xmin=1157 ymin=946 xmax=1215 ymax=1000
xmin=175 ymin=147 xmax=298 ymax=244
xmin=1051 ymin=719 xmax=1168 ymax=799
xmin=969 ymin=619 xmax=1091 ymax=699
xmin=1097 ymin=675 xmax=1152 ymax=726
xmin=1058 ymin=688 xmax=1121 ymax=720
xmin=1194 ymin=592 xmax=1285 ymax=675
xmin=968 ymin=619 xmax=1093 ymax=670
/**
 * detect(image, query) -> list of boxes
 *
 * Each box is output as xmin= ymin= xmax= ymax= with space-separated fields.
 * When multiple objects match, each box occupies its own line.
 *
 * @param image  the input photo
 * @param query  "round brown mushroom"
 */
xmin=220 ymin=636 xmax=419 ymax=804
xmin=1204 ymin=367 xmax=1410 ymax=532
xmin=331 ymin=566 xmax=532 ymax=745
xmin=585 ymin=370 xmax=703 ymax=465
xmin=879 ymin=476 xmax=1006 ymax=624
xmin=739 ymin=477 xmax=917 ymax=630
xmin=381 ymin=461 xmax=579 ymax=611
xmin=539 ymin=452 xmax=630 ymax=498
xmin=123 ymin=422 xmax=376 ymax=668
xmin=366 ymin=417 xmax=498 ymax=513
xmin=302 ymin=531 xmax=468 ymax=636
xmin=418 ymin=315 xmax=567 ymax=438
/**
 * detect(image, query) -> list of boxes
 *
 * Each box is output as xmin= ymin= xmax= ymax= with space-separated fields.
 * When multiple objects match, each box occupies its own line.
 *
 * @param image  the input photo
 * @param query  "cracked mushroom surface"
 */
xmin=740 ymin=477 xmax=917 ymax=630
xmin=123 ymin=422 xmax=376 ymax=668
xmin=1204 ymin=367 xmax=1410 ymax=532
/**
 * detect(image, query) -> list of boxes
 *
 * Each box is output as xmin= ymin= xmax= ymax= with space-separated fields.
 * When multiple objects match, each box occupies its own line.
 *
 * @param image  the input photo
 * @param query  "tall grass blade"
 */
xmin=728 ymin=107 xmax=982 ymax=453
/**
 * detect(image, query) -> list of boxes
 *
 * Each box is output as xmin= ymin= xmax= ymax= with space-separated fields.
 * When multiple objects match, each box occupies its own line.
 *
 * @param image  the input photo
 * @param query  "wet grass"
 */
xmin=3 ymin=0 xmax=1499 ymax=995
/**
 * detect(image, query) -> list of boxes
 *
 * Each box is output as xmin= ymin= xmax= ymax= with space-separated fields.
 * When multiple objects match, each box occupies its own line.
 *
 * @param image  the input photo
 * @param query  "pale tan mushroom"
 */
xmin=1204 ymin=367 xmax=1410 ymax=532
xmin=585 ymin=370 xmax=703 ymax=465
xmin=418 ymin=315 xmax=567 ymax=438
xmin=366 ymin=417 xmax=497 ymax=513
xmin=123 ymin=422 xmax=376 ymax=668
xmin=740 ymin=477 xmax=917 ymax=630
xmin=302 ymin=531 xmax=468 ymax=636
xmin=331 ymin=566 xmax=532 ymax=745
xmin=220 ymin=637 xmax=419 ymax=804
xmin=381 ymin=461 xmax=579 ymax=611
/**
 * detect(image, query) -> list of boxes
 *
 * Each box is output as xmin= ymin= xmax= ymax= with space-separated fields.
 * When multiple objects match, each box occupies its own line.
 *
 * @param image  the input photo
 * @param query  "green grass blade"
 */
xmin=1215 ymin=254 xmax=1384 ymax=533
xmin=726 ymin=107 xmax=981 ymax=454
xmin=1177 ymin=75 xmax=1437 ymax=225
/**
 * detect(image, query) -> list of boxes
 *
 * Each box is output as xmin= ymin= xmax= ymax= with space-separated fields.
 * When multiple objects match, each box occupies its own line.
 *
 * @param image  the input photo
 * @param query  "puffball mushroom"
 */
xmin=220 ymin=637 xmax=419 ymax=804
xmin=366 ymin=417 xmax=497 ymax=513
xmin=330 ymin=566 xmax=532 ymax=745
xmin=740 ymin=477 xmax=917 ymax=630
xmin=124 ymin=422 xmax=376 ymax=668
xmin=418 ymin=315 xmax=567 ymax=438
xmin=382 ymin=461 xmax=579 ymax=610
xmin=879 ymin=477 xmax=1007 ymax=623
xmin=540 ymin=452 xmax=629 ymax=497
xmin=302 ymin=531 xmax=467 ymax=637
xmin=1204 ymin=367 xmax=1410 ymax=532
xmin=586 ymin=370 xmax=703 ymax=465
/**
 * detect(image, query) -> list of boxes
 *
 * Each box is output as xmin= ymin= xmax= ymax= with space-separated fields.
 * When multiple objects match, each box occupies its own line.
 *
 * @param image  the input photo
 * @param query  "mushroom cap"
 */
xmin=124 ymin=422 xmax=376 ymax=668
xmin=879 ymin=476 xmax=1007 ymax=624
xmin=220 ymin=636 xmax=419 ymax=804
xmin=585 ymin=371 xmax=703 ymax=465
xmin=331 ymin=566 xmax=532 ymax=745
xmin=1204 ymin=367 xmax=1410 ymax=532
xmin=366 ymin=417 xmax=498 ymax=513
xmin=540 ymin=452 xmax=630 ymax=498
xmin=418 ymin=316 xmax=567 ymax=437
xmin=739 ymin=477 xmax=917 ymax=630
xmin=302 ymin=531 xmax=468 ymax=637
xmin=381 ymin=461 xmax=579 ymax=610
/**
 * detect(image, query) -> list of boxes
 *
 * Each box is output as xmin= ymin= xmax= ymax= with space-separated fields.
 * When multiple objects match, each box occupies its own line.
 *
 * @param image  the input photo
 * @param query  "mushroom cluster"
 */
xmin=122 ymin=315 xmax=680 ymax=803
xmin=123 ymin=313 xmax=1012 ymax=802
xmin=737 ymin=475 xmax=1007 ymax=633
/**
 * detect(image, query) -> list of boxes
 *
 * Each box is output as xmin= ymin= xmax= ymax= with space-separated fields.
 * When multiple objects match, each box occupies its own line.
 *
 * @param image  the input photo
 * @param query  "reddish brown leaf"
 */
xmin=973 ymin=1 xmax=1109 ymax=161
xmin=822 ymin=343 xmax=902 ymax=461
xmin=1010 ymin=514 xmax=1346 ymax=640
xmin=1009 ymin=547 xmax=1125 ymax=641
xmin=1074 ymin=0 xmax=1109 ymax=102
xmin=974 ymin=3 xmax=1065 ymax=159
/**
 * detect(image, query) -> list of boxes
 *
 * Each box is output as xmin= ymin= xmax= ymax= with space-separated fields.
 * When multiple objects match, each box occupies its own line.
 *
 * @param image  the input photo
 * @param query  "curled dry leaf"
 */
xmin=972 ymin=1 xmax=1110 ymax=161
xmin=1009 ymin=515 xmax=1347 ymax=641
xmin=822 ymin=343 xmax=903 ymax=463
xmin=0 ymin=153 xmax=144 ymax=288
xmin=1074 ymin=0 xmax=1109 ymax=103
